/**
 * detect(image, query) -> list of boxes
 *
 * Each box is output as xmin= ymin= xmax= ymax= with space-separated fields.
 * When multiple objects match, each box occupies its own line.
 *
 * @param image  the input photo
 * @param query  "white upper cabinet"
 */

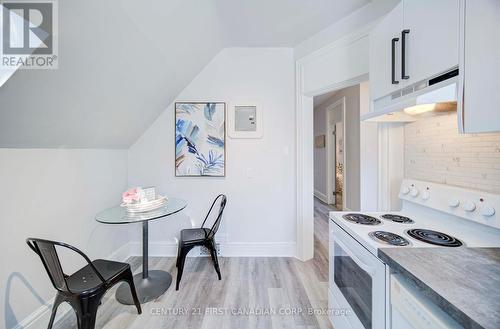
xmin=370 ymin=0 xmax=459 ymax=102
xmin=369 ymin=2 xmax=404 ymax=101
xmin=403 ymin=0 xmax=459 ymax=85
xmin=460 ymin=0 xmax=500 ymax=133
xmin=368 ymin=0 xmax=500 ymax=133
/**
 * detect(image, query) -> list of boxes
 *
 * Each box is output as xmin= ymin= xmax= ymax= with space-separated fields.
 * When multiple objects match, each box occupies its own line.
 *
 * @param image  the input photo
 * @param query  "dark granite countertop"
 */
xmin=379 ymin=248 xmax=500 ymax=329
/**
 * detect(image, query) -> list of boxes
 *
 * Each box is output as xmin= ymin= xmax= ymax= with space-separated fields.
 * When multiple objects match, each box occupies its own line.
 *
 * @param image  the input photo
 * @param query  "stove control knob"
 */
xmin=463 ymin=201 xmax=476 ymax=212
xmin=448 ymin=200 xmax=460 ymax=208
xmin=481 ymin=206 xmax=496 ymax=217
xmin=402 ymin=187 xmax=410 ymax=195
xmin=410 ymin=188 xmax=419 ymax=197
xmin=422 ymin=191 xmax=430 ymax=200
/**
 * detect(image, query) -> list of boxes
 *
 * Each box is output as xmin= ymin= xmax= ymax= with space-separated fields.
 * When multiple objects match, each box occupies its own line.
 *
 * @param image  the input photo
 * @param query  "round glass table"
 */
xmin=95 ymin=198 xmax=187 ymax=304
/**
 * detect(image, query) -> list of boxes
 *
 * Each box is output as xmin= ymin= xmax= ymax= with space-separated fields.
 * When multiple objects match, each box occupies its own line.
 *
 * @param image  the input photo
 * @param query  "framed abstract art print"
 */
xmin=175 ymin=102 xmax=226 ymax=177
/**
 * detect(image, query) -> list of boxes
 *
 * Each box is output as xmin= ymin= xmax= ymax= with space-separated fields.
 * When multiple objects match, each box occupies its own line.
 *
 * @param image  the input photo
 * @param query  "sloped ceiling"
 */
xmin=0 ymin=0 xmax=369 ymax=148
xmin=216 ymin=0 xmax=369 ymax=46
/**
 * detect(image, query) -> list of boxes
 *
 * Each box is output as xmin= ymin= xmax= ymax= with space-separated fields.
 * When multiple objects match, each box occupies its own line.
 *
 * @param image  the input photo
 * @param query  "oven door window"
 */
xmin=334 ymin=241 xmax=372 ymax=329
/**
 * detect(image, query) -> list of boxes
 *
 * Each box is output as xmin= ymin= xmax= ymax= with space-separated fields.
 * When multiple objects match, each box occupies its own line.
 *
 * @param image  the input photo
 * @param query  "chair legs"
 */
xmin=76 ymin=309 xmax=98 ymax=329
xmin=46 ymin=267 xmax=142 ymax=329
xmin=66 ymin=293 xmax=104 ymax=329
xmin=175 ymin=240 xmax=222 ymax=291
xmin=176 ymin=243 xmax=182 ymax=268
xmin=176 ymin=245 xmax=191 ymax=290
xmin=74 ymin=295 xmax=102 ymax=329
xmin=208 ymin=241 xmax=221 ymax=280
xmin=48 ymin=294 xmax=100 ymax=329
xmin=47 ymin=293 xmax=65 ymax=329
xmin=123 ymin=268 xmax=142 ymax=314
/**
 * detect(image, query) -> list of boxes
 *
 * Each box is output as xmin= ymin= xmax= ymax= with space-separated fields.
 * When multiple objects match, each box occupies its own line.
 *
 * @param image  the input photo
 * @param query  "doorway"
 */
xmin=295 ymin=25 xmax=380 ymax=262
xmin=313 ymin=85 xmax=360 ymax=213
xmin=312 ymin=84 xmax=364 ymax=274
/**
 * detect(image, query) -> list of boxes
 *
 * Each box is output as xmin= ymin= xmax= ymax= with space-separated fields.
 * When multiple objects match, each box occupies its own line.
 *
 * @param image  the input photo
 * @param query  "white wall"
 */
xmin=0 ymin=149 xmax=128 ymax=329
xmin=359 ymin=81 xmax=378 ymax=211
xmin=294 ymin=0 xmax=399 ymax=59
xmin=128 ymin=48 xmax=297 ymax=256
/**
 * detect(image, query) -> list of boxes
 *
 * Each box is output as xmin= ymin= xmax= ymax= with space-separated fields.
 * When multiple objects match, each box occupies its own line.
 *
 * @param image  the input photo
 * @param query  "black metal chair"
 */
xmin=26 ymin=238 xmax=141 ymax=329
xmin=175 ymin=194 xmax=227 ymax=290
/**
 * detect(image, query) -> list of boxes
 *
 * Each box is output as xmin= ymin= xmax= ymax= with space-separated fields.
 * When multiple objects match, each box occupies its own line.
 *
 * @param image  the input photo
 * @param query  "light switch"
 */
xmin=235 ymin=106 xmax=257 ymax=132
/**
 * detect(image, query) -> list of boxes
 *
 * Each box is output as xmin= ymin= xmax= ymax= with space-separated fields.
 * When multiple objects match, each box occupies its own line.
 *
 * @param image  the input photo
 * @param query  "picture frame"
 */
xmin=314 ymin=135 xmax=326 ymax=148
xmin=174 ymin=102 xmax=226 ymax=177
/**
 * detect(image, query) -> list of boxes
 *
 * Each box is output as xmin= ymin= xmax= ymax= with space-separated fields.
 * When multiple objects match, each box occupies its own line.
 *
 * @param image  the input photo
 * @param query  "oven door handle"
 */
xmin=335 ymin=237 xmax=376 ymax=275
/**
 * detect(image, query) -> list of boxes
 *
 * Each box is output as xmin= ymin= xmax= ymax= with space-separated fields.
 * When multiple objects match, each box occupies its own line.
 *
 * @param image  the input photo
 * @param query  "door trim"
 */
xmin=295 ymin=22 xmax=386 ymax=261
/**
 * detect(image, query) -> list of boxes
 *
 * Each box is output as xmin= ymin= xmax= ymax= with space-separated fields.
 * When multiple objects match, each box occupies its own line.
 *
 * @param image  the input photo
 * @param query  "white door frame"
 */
xmin=295 ymin=23 xmax=384 ymax=261
xmin=326 ymin=97 xmax=347 ymax=209
xmin=296 ymin=71 xmax=368 ymax=261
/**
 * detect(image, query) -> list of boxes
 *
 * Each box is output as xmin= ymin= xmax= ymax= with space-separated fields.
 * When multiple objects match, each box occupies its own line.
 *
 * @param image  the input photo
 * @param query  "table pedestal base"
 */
xmin=116 ymin=270 xmax=172 ymax=305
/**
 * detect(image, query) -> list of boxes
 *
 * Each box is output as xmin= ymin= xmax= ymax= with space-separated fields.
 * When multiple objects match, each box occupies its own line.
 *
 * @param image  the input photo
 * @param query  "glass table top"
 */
xmin=95 ymin=197 xmax=187 ymax=224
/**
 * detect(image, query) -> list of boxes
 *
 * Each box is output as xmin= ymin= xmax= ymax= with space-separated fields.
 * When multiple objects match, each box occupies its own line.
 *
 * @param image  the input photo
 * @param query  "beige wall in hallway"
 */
xmin=313 ymin=85 xmax=361 ymax=210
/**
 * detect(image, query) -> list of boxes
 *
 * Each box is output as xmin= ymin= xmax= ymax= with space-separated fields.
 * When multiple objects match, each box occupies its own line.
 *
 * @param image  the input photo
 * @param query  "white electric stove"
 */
xmin=328 ymin=179 xmax=500 ymax=329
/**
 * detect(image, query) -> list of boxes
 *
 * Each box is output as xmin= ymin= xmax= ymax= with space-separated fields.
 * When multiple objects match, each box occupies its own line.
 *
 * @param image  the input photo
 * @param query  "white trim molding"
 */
xmin=223 ymin=242 xmax=297 ymax=257
xmin=12 ymin=300 xmax=67 ymax=329
xmin=128 ymin=239 xmax=296 ymax=258
xmin=129 ymin=241 xmax=178 ymax=257
xmin=295 ymin=23 xmax=374 ymax=261
xmin=314 ymin=189 xmax=328 ymax=203
xmin=295 ymin=60 xmax=315 ymax=261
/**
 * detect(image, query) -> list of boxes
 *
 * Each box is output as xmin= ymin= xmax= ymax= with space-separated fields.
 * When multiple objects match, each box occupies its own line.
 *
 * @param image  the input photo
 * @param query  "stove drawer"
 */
xmin=329 ymin=220 xmax=387 ymax=329
xmin=329 ymin=288 xmax=354 ymax=329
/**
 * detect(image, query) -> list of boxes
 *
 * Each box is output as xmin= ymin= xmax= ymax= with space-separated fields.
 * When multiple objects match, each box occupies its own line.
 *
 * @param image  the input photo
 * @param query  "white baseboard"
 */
xmin=223 ymin=242 xmax=297 ymax=257
xmin=128 ymin=240 xmax=297 ymax=258
xmin=108 ymin=241 xmax=134 ymax=261
xmin=129 ymin=241 xmax=211 ymax=258
xmin=129 ymin=241 xmax=178 ymax=257
xmin=314 ymin=189 xmax=328 ymax=203
xmin=12 ymin=299 xmax=69 ymax=329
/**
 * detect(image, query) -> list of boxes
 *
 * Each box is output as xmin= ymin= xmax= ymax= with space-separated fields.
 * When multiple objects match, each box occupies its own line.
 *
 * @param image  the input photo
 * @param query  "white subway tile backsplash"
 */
xmin=404 ymin=112 xmax=500 ymax=193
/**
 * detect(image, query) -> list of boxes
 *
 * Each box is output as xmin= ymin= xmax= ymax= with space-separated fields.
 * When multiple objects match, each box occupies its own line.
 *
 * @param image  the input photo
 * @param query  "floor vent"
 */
xmin=199 ymin=243 xmax=221 ymax=256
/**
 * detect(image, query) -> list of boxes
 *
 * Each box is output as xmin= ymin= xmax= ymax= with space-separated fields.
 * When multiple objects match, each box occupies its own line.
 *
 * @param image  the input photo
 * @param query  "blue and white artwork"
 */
xmin=175 ymin=102 xmax=226 ymax=176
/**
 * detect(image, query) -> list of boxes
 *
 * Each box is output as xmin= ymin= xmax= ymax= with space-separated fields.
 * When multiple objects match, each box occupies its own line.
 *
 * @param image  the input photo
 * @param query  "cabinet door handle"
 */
xmin=401 ymin=29 xmax=410 ymax=80
xmin=392 ymin=37 xmax=399 ymax=85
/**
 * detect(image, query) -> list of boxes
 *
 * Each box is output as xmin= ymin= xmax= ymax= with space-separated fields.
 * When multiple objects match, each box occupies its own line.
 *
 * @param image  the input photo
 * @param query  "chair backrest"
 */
xmin=26 ymin=238 xmax=103 ymax=293
xmin=201 ymin=194 xmax=227 ymax=239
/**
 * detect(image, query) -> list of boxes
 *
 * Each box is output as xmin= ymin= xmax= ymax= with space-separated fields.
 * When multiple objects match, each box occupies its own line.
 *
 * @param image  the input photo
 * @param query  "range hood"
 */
xmin=362 ymin=69 xmax=459 ymax=122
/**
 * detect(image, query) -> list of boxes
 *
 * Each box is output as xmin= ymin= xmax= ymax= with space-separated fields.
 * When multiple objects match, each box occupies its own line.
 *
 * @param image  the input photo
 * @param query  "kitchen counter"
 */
xmin=379 ymin=247 xmax=500 ymax=329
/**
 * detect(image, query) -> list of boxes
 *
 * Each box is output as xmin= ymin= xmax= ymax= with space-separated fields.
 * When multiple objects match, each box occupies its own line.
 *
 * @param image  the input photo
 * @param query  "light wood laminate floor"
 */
xmin=55 ymin=198 xmax=335 ymax=329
